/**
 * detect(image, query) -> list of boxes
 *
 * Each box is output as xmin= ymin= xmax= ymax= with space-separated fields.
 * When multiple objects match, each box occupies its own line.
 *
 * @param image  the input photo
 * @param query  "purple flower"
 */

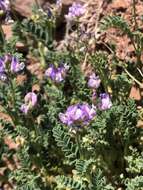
xmin=45 ymin=65 xmax=55 ymax=79
xmin=10 ymin=57 xmax=25 ymax=73
xmin=20 ymin=92 xmax=37 ymax=114
xmin=59 ymin=103 xmax=96 ymax=127
xmin=20 ymin=104 xmax=29 ymax=115
xmin=65 ymin=2 xmax=85 ymax=21
xmin=88 ymin=73 xmax=101 ymax=89
xmin=56 ymin=0 xmax=62 ymax=7
xmin=0 ymin=55 xmax=24 ymax=80
xmin=4 ymin=54 xmax=11 ymax=63
xmin=0 ymin=0 xmax=9 ymax=13
xmin=24 ymin=92 xmax=37 ymax=106
xmin=98 ymin=93 xmax=112 ymax=111
xmin=45 ymin=64 xmax=68 ymax=83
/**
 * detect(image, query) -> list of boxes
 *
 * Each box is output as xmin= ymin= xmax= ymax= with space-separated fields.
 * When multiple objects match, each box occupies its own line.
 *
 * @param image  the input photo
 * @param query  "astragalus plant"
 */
xmin=0 ymin=1 xmax=142 ymax=190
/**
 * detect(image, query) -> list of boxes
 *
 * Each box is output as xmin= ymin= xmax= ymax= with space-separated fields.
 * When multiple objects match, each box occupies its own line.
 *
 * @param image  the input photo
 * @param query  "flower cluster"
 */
xmin=20 ymin=92 xmax=37 ymax=114
xmin=0 ymin=55 xmax=25 ymax=81
xmin=91 ymin=91 xmax=112 ymax=110
xmin=59 ymin=103 xmax=96 ymax=127
xmin=87 ymin=73 xmax=112 ymax=111
xmin=65 ymin=2 xmax=85 ymax=21
xmin=45 ymin=64 xmax=68 ymax=83
xmin=88 ymin=73 xmax=101 ymax=89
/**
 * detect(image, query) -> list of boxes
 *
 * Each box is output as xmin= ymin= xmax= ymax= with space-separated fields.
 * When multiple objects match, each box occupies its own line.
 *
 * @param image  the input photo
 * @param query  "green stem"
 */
xmin=1 ymin=82 xmax=17 ymax=126
xmin=35 ymin=0 xmax=40 ymax=8
xmin=9 ymin=78 xmax=20 ymax=125
xmin=38 ymin=42 xmax=46 ymax=68
xmin=131 ymin=0 xmax=142 ymax=65
xmin=136 ymin=47 xmax=142 ymax=67
xmin=76 ymin=132 xmax=83 ymax=159
xmin=29 ymin=113 xmax=41 ymax=137
xmin=9 ymin=79 xmax=16 ymax=108
xmin=0 ymin=24 xmax=5 ymax=45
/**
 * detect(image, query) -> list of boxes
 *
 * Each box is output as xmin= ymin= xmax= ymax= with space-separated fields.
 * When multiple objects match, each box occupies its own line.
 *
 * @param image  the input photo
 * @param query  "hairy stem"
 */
xmin=76 ymin=132 xmax=83 ymax=159
xmin=35 ymin=0 xmax=40 ymax=8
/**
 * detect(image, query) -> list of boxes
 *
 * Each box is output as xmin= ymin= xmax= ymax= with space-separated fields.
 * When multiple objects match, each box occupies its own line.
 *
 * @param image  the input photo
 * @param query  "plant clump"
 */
xmin=0 ymin=0 xmax=142 ymax=190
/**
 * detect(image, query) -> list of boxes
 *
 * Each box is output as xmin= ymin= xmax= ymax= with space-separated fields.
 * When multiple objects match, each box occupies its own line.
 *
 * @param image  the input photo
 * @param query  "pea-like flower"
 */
xmin=98 ymin=93 xmax=112 ymax=111
xmin=0 ymin=0 xmax=9 ymax=14
xmin=10 ymin=57 xmax=25 ymax=73
xmin=20 ymin=92 xmax=37 ymax=114
xmin=88 ymin=73 xmax=101 ymax=89
xmin=45 ymin=64 xmax=68 ymax=83
xmin=56 ymin=0 xmax=62 ymax=7
xmin=0 ymin=55 xmax=25 ymax=81
xmin=65 ymin=2 xmax=85 ymax=21
xmin=59 ymin=103 xmax=96 ymax=127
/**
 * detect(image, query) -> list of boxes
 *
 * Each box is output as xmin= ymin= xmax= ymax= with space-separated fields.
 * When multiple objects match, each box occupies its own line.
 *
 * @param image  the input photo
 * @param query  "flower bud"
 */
xmin=98 ymin=93 xmax=112 ymax=111
xmin=20 ymin=92 xmax=37 ymax=114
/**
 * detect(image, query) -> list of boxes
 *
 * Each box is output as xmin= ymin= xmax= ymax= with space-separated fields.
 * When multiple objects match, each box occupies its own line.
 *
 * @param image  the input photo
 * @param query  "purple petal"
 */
xmin=24 ymin=92 xmax=37 ymax=107
xmin=45 ymin=64 xmax=68 ymax=83
xmin=88 ymin=74 xmax=101 ymax=89
xmin=10 ymin=57 xmax=18 ymax=72
xmin=20 ymin=104 xmax=29 ymax=114
xmin=0 ymin=73 xmax=7 ymax=81
xmin=98 ymin=93 xmax=112 ymax=110
xmin=65 ymin=2 xmax=85 ymax=20
xmin=55 ymin=72 xmax=64 ymax=82
xmin=56 ymin=0 xmax=62 ymax=7
xmin=59 ymin=103 xmax=96 ymax=127
xmin=59 ymin=113 xmax=67 ymax=124
xmin=74 ymin=108 xmax=83 ymax=120
xmin=10 ymin=57 xmax=24 ymax=73
xmin=59 ymin=113 xmax=73 ymax=126
xmin=0 ymin=0 xmax=9 ymax=11
xmin=0 ymin=58 xmax=5 ymax=73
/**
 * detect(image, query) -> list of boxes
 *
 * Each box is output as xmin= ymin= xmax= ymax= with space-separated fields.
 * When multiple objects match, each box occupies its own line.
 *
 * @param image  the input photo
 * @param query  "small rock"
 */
xmin=129 ymin=85 xmax=141 ymax=100
xmin=137 ymin=120 xmax=143 ymax=128
xmin=111 ymin=0 xmax=130 ymax=10
xmin=11 ymin=0 xmax=45 ymax=17
xmin=2 ymin=24 xmax=12 ymax=40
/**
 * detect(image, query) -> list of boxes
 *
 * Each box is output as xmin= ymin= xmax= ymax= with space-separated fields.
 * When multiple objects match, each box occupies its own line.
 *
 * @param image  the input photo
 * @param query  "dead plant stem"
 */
xmin=132 ymin=0 xmax=138 ymax=29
